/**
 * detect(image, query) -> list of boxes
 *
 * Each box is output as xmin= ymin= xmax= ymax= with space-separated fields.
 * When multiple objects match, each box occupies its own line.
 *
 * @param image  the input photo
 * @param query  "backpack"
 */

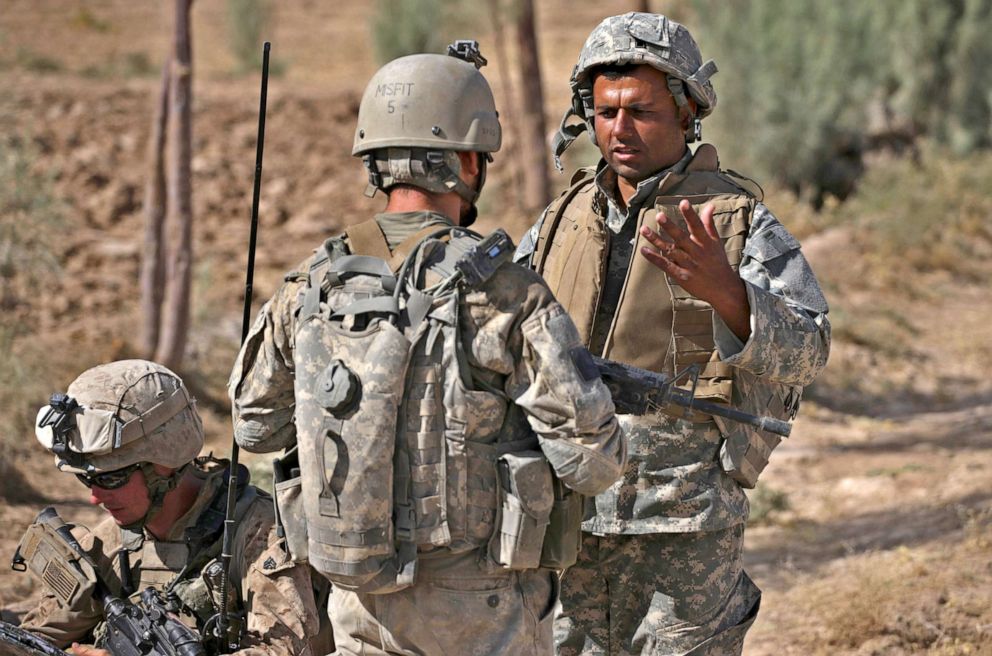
xmin=292 ymin=222 xmax=520 ymax=593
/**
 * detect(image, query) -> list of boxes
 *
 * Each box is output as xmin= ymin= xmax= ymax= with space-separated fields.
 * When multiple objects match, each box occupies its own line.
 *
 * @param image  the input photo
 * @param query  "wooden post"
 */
xmin=488 ymin=0 xmax=524 ymax=210
xmin=514 ymin=0 xmax=551 ymax=212
xmin=139 ymin=61 xmax=170 ymax=358
xmin=156 ymin=0 xmax=194 ymax=370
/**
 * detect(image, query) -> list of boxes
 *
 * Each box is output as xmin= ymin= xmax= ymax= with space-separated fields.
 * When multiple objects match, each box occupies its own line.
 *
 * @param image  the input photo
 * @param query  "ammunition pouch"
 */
xmin=539 ymin=477 xmax=584 ymax=570
xmin=489 ymin=451 xmax=554 ymax=569
xmin=272 ymin=446 xmax=307 ymax=563
xmin=716 ymin=376 xmax=802 ymax=488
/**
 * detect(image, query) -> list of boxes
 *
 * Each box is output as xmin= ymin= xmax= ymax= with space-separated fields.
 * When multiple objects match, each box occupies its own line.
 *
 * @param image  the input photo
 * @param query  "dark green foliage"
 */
xmin=372 ymin=0 xmax=445 ymax=63
xmin=944 ymin=0 xmax=992 ymax=152
xmin=690 ymin=0 xmax=992 ymax=203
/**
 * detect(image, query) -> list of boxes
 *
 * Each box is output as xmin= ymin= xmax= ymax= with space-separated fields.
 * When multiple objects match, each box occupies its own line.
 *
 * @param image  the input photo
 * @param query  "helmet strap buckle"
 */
xmin=363 ymin=154 xmax=382 ymax=197
xmin=425 ymin=150 xmax=446 ymax=168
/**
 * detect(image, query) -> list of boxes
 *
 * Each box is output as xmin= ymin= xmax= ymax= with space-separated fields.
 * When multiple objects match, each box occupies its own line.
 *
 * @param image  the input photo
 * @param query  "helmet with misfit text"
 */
xmin=352 ymin=40 xmax=501 ymax=203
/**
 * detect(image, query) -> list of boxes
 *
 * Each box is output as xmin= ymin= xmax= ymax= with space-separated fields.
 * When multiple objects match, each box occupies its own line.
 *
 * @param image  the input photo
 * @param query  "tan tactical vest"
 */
xmin=533 ymin=147 xmax=797 ymax=487
xmin=98 ymin=468 xmax=258 ymax=639
xmin=533 ymin=145 xmax=760 ymax=406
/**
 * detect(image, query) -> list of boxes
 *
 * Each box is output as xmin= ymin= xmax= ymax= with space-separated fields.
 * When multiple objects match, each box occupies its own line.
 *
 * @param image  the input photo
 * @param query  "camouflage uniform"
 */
xmin=231 ymin=211 xmax=626 ymax=656
xmin=19 ymin=360 xmax=329 ymax=656
xmin=517 ymin=98 xmax=830 ymax=656
xmin=19 ymin=461 xmax=326 ymax=656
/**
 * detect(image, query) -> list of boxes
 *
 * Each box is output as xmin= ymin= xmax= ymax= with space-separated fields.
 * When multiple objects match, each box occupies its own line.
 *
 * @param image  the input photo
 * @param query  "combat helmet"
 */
xmin=35 ymin=359 xmax=203 ymax=527
xmin=353 ymin=40 xmax=501 ymax=208
xmin=552 ymin=12 xmax=718 ymax=170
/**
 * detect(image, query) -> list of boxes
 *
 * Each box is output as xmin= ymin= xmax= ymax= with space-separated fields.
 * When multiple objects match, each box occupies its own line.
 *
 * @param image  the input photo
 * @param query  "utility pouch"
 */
xmin=489 ymin=451 xmax=554 ymax=570
xmin=539 ymin=477 xmax=583 ymax=570
xmin=12 ymin=514 xmax=97 ymax=611
xmin=273 ymin=446 xmax=307 ymax=563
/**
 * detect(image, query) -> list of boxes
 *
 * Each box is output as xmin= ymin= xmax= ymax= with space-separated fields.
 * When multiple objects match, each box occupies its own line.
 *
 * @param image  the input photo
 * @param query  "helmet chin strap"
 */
xmin=459 ymin=154 xmax=489 ymax=228
xmin=119 ymin=462 xmax=191 ymax=541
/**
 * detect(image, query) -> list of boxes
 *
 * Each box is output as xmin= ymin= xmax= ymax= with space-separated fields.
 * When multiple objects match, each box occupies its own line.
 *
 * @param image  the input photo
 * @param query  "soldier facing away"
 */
xmin=228 ymin=43 xmax=626 ymax=656
xmin=16 ymin=359 xmax=329 ymax=656
xmin=515 ymin=13 xmax=831 ymax=656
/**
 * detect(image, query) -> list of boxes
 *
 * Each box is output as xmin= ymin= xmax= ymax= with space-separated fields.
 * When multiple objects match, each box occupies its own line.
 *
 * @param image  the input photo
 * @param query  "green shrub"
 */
xmin=691 ymin=0 xmax=992 ymax=202
xmin=371 ymin=0 xmax=446 ymax=63
xmin=71 ymin=7 xmax=112 ymax=33
xmin=369 ymin=0 xmax=484 ymax=64
xmin=15 ymin=47 xmax=62 ymax=73
xmin=0 ymin=139 xmax=62 ymax=303
xmin=226 ymin=0 xmax=284 ymax=75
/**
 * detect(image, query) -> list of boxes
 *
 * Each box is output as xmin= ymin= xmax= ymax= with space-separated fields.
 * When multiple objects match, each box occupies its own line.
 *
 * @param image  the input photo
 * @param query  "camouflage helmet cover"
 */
xmin=35 ymin=359 xmax=203 ymax=474
xmin=573 ymin=12 xmax=717 ymax=119
xmin=552 ymin=13 xmax=718 ymax=168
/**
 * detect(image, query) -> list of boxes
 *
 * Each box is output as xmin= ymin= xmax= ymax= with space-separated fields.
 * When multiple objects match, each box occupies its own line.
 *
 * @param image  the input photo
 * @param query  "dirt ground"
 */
xmin=1 ymin=2 xmax=990 ymax=655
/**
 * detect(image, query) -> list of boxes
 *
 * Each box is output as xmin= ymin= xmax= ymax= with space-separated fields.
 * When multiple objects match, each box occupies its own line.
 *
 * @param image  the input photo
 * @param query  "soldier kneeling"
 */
xmin=12 ymin=359 xmax=331 ymax=656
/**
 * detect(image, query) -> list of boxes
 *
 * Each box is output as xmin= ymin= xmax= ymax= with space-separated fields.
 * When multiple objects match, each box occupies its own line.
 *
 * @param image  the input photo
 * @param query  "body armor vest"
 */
xmin=533 ymin=146 xmax=758 ymax=403
xmin=95 ymin=465 xmax=258 ymax=647
xmin=534 ymin=147 xmax=797 ymax=487
xmin=292 ymin=221 xmax=541 ymax=594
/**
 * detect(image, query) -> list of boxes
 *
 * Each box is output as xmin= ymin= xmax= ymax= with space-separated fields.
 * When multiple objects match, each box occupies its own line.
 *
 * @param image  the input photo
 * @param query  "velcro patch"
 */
xmin=569 ymin=346 xmax=600 ymax=382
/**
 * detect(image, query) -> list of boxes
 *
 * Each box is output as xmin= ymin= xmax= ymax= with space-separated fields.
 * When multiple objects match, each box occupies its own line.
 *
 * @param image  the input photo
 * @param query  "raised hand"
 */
xmin=639 ymin=199 xmax=751 ymax=341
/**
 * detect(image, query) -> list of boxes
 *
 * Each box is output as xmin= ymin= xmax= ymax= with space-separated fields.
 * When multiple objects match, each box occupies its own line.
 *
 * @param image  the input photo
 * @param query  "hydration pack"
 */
xmin=292 ymin=222 xmax=517 ymax=593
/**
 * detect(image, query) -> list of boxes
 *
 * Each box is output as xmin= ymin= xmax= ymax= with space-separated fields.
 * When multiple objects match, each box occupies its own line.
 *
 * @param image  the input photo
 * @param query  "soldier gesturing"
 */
xmin=516 ymin=12 xmax=831 ymax=656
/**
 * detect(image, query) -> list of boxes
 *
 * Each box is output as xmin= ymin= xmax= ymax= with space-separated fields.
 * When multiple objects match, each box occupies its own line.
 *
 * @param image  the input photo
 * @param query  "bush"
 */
xmin=0 ymin=139 xmax=62 ymax=308
xmin=371 ymin=0 xmax=446 ymax=63
xmin=690 ymin=0 xmax=992 ymax=204
xmin=748 ymin=482 xmax=790 ymax=525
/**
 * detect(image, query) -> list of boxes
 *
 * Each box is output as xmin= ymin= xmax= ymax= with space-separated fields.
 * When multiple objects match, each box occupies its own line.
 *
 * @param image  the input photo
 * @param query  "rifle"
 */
xmin=10 ymin=508 xmax=204 ymax=656
xmin=205 ymin=40 xmax=271 ymax=652
xmin=0 ymin=620 xmax=69 ymax=656
xmin=593 ymin=356 xmax=792 ymax=437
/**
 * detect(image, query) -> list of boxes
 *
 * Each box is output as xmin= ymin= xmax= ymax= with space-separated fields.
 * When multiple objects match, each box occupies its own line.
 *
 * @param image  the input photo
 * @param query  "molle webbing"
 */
xmin=294 ymin=221 xmax=524 ymax=593
xmin=396 ymin=324 xmax=449 ymax=547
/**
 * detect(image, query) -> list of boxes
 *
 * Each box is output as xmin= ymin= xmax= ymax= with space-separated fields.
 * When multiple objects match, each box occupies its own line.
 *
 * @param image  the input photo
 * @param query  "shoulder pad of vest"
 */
xmin=284 ymin=270 xmax=307 ymax=283
xmin=569 ymin=166 xmax=597 ymax=187
xmin=720 ymin=169 xmax=764 ymax=201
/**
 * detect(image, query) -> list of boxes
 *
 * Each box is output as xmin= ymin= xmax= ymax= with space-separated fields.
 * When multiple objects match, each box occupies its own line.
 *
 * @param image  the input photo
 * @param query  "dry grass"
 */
xmin=752 ymin=514 xmax=992 ymax=655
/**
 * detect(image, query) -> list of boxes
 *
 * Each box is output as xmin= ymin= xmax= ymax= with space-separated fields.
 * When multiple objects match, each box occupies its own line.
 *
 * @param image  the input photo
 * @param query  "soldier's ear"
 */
xmin=457 ymin=151 xmax=481 ymax=178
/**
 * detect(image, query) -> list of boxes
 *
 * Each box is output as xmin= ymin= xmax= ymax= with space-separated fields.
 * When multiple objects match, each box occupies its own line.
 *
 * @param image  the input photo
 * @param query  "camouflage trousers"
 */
xmin=328 ymin=551 xmax=558 ymax=656
xmin=554 ymin=525 xmax=760 ymax=656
